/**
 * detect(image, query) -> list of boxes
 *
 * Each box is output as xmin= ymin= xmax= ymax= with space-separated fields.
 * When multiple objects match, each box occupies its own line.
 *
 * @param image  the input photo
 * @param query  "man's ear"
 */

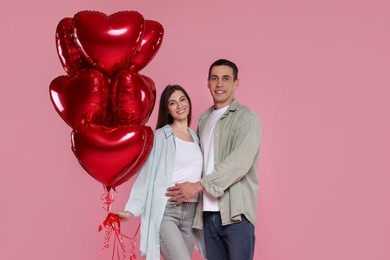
xmin=234 ymin=79 xmax=239 ymax=89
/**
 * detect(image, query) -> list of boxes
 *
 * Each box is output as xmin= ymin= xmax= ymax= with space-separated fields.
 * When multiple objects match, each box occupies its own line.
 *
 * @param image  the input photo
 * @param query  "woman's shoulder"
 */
xmin=188 ymin=128 xmax=200 ymax=143
xmin=188 ymin=127 xmax=198 ymax=136
xmin=154 ymin=125 xmax=174 ymax=139
xmin=153 ymin=128 xmax=165 ymax=140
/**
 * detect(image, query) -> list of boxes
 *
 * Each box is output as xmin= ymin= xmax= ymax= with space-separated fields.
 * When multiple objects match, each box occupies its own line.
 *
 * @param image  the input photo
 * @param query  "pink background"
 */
xmin=1 ymin=0 xmax=389 ymax=259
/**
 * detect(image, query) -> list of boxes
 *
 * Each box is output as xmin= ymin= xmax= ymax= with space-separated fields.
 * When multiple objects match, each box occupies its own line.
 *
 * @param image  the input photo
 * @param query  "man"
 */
xmin=166 ymin=59 xmax=262 ymax=260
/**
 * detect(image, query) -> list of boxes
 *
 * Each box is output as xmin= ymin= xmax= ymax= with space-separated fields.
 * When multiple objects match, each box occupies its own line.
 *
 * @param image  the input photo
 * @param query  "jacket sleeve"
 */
xmin=124 ymin=134 xmax=158 ymax=216
xmin=200 ymin=112 xmax=262 ymax=197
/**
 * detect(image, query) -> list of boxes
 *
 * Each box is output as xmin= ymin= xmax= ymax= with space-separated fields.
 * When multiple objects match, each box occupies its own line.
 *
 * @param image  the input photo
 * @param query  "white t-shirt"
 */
xmin=201 ymin=106 xmax=229 ymax=211
xmin=171 ymin=137 xmax=203 ymax=202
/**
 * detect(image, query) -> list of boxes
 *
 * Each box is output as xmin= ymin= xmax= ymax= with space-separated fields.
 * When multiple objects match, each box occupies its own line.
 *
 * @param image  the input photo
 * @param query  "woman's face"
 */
xmin=167 ymin=90 xmax=190 ymax=123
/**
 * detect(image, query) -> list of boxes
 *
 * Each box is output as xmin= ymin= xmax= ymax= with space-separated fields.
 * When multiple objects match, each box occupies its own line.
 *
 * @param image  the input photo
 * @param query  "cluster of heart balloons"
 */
xmin=49 ymin=10 xmax=164 ymax=191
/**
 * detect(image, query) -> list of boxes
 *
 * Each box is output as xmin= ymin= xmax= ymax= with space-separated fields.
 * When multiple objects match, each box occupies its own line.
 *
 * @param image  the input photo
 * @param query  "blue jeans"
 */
xmin=203 ymin=212 xmax=255 ymax=260
xmin=159 ymin=201 xmax=197 ymax=260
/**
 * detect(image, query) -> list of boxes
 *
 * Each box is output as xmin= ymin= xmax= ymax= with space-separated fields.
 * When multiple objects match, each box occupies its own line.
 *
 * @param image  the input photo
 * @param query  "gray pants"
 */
xmin=159 ymin=201 xmax=197 ymax=260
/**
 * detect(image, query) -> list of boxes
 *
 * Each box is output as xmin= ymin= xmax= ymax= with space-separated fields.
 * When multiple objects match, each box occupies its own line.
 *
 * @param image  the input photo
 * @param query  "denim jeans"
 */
xmin=159 ymin=201 xmax=197 ymax=260
xmin=203 ymin=211 xmax=255 ymax=260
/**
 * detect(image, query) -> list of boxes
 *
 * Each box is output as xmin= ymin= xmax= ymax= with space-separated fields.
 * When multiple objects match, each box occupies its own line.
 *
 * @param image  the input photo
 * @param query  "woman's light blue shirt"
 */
xmin=124 ymin=124 xmax=201 ymax=260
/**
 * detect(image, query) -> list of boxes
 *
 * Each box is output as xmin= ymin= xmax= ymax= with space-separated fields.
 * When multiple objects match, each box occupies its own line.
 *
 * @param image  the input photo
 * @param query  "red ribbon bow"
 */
xmin=99 ymin=213 xmax=121 ymax=233
xmin=98 ymin=191 xmax=139 ymax=260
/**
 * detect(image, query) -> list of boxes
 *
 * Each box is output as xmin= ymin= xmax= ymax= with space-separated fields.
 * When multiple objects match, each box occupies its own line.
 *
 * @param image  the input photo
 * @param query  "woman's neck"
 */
xmin=171 ymin=121 xmax=188 ymax=133
xmin=171 ymin=121 xmax=193 ymax=141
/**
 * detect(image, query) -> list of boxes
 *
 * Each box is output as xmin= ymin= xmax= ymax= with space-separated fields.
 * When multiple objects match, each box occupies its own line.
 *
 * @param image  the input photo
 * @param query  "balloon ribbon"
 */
xmin=99 ymin=192 xmax=140 ymax=260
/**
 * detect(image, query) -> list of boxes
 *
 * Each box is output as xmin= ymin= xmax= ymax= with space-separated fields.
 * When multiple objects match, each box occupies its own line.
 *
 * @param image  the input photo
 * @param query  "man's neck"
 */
xmin=214 ymin=101 xmax=233 ymax=110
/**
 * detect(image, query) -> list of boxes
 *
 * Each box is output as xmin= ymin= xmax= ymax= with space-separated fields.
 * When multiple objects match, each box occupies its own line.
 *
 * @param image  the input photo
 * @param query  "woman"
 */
xmin=114 ymin=85 xmax=204 ymax=260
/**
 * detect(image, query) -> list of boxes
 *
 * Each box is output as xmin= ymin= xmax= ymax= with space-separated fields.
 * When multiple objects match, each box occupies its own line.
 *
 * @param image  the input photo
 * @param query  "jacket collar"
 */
xmin=162 ymin=124 xmax=175 ymax=138
xmin=199 ymin=99 xmax=240 ymax=121
xmin=161 ymin=124 xmax=199 ymax=143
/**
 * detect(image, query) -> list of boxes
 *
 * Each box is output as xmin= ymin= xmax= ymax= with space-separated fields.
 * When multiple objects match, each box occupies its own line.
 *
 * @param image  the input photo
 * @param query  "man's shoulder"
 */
xmin=199 ymin=100 xmax=259 ymax=121
xmin=199 ymin=106 xmax=214 ymax=119
xmin=231 ymin=100 xmax=259 ymax=119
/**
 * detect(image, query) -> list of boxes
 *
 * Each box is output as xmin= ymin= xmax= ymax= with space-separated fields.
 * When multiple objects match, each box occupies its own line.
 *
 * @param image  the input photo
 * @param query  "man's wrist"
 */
xmin=196 ymin=181 xmax=204 ymax=192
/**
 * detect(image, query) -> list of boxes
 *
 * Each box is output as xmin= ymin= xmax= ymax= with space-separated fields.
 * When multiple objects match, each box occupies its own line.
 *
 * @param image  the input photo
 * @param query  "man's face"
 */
xmin=208 ymin=65 xmax=238 ymax=109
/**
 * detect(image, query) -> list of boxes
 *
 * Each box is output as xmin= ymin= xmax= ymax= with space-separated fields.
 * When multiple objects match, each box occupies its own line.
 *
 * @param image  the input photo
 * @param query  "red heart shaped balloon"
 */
xmin=110 ymin=126 xmax=154 ymax=188
xmin=56 ymin=18 xmax=90 ymax=76
xmin=73 ymin=11 xmax=144 ymax=75
xmin=128 ymin=20 xmax=164 ymax=72
xmin=141 ymin=74 xmax=156 ymax=103
xmin=110 ymin=69 xmax=156 ymax=126
xmin=49 ymin=70 xmax=109 ymax=128
xmin=71 ymin=124 xmax=154 ymax=188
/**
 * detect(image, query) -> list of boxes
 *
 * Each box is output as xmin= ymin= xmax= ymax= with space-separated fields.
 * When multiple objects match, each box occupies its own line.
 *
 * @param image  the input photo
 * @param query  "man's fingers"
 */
xmin=165 ymin=187 xmax=183 ymax=197
xmin=166 ymin=185 xmax=181 ymax=191
xmin=168 ymin=196 xmax=178 ymax=202
xmin=167 ymin=193 xmax=184 ymax=201
xmin=165 ymin=190 xmax=180 ymax=197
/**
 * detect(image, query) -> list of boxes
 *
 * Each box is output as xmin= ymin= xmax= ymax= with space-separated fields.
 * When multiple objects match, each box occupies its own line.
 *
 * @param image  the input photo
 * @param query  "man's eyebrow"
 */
xmin=210 ymin=75 xmax=231 ymax=78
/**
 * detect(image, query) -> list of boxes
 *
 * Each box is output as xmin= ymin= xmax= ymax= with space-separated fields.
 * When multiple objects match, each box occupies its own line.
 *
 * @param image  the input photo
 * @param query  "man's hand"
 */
xmin=166 ymin=181 xmax=204 ymax=204
xmin=112 ymin=211 xmax=133 ymax=222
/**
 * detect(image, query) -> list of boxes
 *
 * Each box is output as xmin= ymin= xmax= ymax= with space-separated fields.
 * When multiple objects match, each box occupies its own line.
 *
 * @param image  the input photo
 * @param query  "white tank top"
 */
xmin=171 ymin=137 xmax=203 ymax=202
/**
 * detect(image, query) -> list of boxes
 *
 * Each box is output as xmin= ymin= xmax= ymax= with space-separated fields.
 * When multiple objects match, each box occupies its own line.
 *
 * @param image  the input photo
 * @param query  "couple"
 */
xmin=115 ymin=59 xmax=262 ymax=260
